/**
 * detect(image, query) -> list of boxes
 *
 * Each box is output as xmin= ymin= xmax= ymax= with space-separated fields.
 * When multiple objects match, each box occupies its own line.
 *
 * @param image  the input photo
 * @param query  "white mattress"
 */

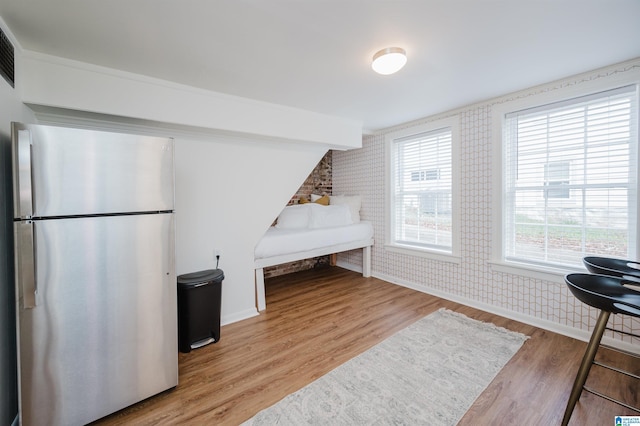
xmin=254 ymin=221 xmax=374 ymax=260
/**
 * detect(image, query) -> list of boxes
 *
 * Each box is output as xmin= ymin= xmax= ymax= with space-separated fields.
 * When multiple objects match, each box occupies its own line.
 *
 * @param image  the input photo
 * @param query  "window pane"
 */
xmin=504 ymin=85 xmax=638 ymax=269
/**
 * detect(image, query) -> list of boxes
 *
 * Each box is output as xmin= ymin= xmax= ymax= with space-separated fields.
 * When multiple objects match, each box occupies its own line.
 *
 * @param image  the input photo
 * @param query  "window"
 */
xmin=387 ymin=118 xmax=459 ymax=259
xmin=501 ymin=85 xmax=638 ymax=270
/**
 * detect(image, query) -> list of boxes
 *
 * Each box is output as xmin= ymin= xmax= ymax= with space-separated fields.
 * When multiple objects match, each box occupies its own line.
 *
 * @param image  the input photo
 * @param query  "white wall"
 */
xmin=334 ymin=58 xmax=640 ymax=353
xmin=173 ymin=134 xmax=327 ymax=322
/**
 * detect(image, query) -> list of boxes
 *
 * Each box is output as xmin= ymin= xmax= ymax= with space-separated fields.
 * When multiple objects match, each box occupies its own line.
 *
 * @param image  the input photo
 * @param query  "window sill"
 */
xmin=385 ymin=244 xmax=461 ymax=264
xmin=488 ymin=260 xmax=585 ymax=283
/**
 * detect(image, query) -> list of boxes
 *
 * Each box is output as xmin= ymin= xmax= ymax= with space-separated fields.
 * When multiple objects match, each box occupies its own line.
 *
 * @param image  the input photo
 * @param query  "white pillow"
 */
xmin=275 ymin=204 xmax=311 ymax=229
xmin=308 ymin=204 xmax=352 ymax=228
xmin=310 ymin=194 xmax=323 ymax=202
xmin=329 ymin=195 xmax=361 ymax=223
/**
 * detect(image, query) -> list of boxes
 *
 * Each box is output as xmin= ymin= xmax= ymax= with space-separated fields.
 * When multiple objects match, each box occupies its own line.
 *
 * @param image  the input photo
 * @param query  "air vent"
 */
xmin=0 ymin=27 xmax=15 ymax=88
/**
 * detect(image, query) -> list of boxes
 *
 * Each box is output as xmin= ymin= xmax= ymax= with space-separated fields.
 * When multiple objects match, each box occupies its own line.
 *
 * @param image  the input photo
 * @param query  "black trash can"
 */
xmin=177 ymin=269 xmax=224 ymax=353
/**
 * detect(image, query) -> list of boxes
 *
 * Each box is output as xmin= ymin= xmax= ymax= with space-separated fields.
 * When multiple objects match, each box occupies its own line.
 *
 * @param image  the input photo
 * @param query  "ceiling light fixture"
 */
xmin=371 ymin=47 xmax=407 ymax=75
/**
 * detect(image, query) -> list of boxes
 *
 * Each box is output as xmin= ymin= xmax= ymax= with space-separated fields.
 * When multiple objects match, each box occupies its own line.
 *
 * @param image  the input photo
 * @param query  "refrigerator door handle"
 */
xmin=15 ymin=128 xmax=34 ymax=218
xmin=16 ymin=221 xmax=38 ymax=309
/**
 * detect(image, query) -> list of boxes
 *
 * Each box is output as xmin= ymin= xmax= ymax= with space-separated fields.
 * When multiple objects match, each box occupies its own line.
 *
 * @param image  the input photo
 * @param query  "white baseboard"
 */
xmin=372 ymin=271 xmax=640 ymax=356
xmin=221 ymin=308 xmax=258 ymax=326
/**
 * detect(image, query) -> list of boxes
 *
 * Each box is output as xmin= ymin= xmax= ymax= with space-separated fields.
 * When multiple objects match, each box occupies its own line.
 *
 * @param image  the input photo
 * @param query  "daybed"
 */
xmin=254 ymin=196 xmax=373 ymax=311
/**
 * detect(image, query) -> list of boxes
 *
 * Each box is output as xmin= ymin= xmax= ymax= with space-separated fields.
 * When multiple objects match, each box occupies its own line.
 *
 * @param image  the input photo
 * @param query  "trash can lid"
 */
xmin=178 ymin=269 xmax=224 ymax=286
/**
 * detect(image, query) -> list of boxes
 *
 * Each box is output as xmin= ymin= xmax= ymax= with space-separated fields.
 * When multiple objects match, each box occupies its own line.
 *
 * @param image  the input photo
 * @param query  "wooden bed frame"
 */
xmin=254 ymin=237 xmax=374 ymax=311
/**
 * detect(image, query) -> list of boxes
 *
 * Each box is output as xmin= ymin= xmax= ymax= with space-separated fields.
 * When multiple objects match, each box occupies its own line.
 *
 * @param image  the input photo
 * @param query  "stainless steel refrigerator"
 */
xmin=11 ymin=122 xmax=178 ymax=425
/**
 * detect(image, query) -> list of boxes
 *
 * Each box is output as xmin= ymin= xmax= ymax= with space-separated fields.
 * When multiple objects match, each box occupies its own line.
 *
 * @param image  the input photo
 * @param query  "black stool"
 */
xmin=561 ymin=272 xmax=640 ymax=425
xmin=583 ymin=256 xmax=640 ymax=283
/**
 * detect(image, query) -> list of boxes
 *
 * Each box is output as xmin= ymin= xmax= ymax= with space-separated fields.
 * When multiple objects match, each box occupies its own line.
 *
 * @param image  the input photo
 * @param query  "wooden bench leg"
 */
xmin=255 ymin=268 xmax=266 ymax=311
xmin=363 ymin=246 xmax=372 ymax=277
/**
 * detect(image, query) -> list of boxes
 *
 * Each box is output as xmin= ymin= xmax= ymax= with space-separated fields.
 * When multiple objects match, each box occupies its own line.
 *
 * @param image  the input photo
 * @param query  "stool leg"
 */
xmin=561 ymin=310 xmax=611 ymax=426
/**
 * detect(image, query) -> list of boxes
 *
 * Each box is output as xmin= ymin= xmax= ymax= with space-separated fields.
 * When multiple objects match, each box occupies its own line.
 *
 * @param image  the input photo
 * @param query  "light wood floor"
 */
xmin=94 ymin=267 xmax=640 ymax=425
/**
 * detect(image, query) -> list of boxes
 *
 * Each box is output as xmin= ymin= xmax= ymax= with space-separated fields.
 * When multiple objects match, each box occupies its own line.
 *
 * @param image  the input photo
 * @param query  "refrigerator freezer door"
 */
xmin=17 ymin=213 xmax=177 ymax=426
xmin=12 ymin=123 xmax=174 ymax=218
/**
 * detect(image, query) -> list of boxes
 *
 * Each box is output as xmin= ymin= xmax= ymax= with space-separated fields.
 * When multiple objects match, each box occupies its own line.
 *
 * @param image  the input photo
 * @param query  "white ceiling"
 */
xmin=1 ymin=1 xmax=639 ymax=133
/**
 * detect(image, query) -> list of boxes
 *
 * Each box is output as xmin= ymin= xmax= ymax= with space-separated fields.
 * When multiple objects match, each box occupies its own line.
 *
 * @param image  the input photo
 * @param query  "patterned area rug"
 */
xmin=243 ymin=308 xmax=528 ymax=425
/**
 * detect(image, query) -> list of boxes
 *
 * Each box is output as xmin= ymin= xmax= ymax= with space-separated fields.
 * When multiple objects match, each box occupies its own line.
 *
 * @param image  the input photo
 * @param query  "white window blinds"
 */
xmin=503 ymin=85 xmax=638 ymax=269
xmin=391 ymin=127 xmax=453 ymax=251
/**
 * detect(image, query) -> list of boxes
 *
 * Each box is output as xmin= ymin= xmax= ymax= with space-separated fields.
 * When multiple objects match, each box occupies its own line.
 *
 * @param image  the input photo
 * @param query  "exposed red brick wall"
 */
xmin=264 ymin=151 xmax=332 ymax=278
xmin=284 ymin=150 xmax=332 ymax=205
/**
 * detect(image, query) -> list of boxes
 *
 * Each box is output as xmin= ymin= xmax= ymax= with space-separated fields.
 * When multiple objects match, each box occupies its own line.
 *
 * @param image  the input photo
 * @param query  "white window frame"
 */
xmin=385 ymin=117 xmax=461 ymax=263
xmin=491 ymin=74 xmax=640 ymax=281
